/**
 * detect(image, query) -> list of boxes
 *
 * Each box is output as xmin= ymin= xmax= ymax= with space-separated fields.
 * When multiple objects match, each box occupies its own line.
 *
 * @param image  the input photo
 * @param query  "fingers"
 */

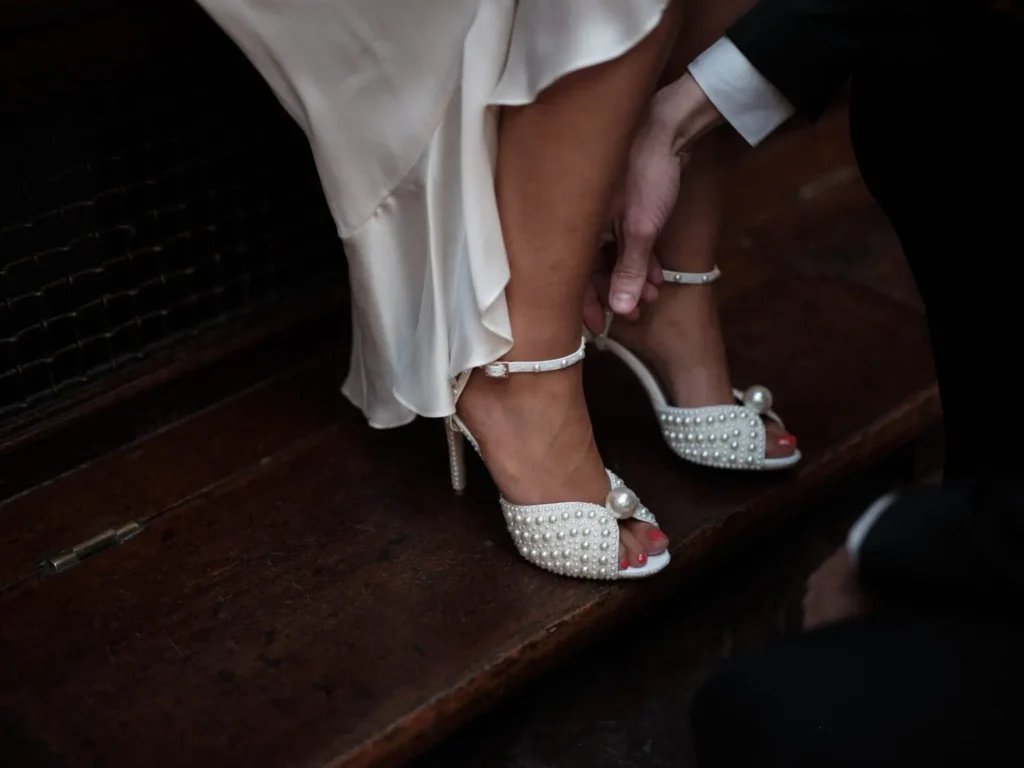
xmin=606 ymin=224 xmax=655 ymax=311
xmin=606 ymin=74 xmax=719 ymax=319
xmin=612 ymin=120 xmax=681 ymax=315
xmin=609 ymin=234 xmax=654 ymax=315
xmin=585 ymin=248 xmax=656 ymax=331
xmin=586 ymin=222 xmax=658 ymax=332
xmin=801 ymin=548 xmax=869 ymax=631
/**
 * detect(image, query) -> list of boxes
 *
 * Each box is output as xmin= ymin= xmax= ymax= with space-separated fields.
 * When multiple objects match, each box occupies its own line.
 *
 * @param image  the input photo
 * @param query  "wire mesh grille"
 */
xmin=0 ymin=36 xmax=343 ymax=422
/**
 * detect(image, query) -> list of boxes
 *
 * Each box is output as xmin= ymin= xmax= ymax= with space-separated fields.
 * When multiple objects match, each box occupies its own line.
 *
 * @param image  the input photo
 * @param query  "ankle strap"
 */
xmin=480 ymin=337 xmax=587 ymax=378
xmin=662 ymin=266 xmax=721 ymax=285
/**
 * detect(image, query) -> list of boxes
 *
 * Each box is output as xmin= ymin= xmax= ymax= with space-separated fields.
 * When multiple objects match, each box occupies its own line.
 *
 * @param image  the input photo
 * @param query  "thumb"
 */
xmin=609 ymin=218 xmax=656 ymax=315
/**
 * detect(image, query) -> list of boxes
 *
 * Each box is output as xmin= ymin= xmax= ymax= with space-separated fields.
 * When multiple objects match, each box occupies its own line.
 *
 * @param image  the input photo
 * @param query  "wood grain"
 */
xmin=0 ymin=273 xmax=937 ymax=768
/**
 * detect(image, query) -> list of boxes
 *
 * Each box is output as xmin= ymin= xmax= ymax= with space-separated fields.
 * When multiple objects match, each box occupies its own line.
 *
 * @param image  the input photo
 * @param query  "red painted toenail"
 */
xmin=777 ymin=433 xmax=798 ymax=448
xmin=619 ymin=558 xmax=630 ymax=570
xmin=637 ymin=552 xmax=648 ymax=565
xmin=648 ymin=529 xmax=666 ymax=541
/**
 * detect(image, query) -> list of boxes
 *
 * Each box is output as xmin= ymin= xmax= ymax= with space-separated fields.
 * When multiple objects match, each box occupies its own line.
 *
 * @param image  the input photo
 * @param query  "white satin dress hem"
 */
xmin=196 ymin=0 xmax=670 ymax=429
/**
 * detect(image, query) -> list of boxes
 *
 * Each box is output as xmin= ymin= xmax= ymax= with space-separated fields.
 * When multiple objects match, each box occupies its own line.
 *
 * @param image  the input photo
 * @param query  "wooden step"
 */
xmin=0 ymin=288 xmax=344 ymax=508
xmin=0 ymin=267 xmax=937 ymax=768
xmin=413 ymin=455 xmax=916 ymax=768
xmin=1 ymin=12 xmax=940 ymax=765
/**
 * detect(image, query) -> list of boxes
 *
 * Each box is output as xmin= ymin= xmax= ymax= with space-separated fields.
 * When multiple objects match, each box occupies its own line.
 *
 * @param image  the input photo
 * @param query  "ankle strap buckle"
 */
xmin=486 ymin=361 xmax=511 ymax=379
xmin=480 ymin=337 xmax=587 ymax=379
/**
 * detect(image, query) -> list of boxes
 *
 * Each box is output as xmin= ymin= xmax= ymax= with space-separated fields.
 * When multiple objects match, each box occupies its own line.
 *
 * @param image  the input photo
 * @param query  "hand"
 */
xmin=583 ymin=238 xmax=663 ymax=335
xmin=802 ymin=547 xmax=874 ymax=631
xmin=609 ymin=74 xmax=724 ymax=316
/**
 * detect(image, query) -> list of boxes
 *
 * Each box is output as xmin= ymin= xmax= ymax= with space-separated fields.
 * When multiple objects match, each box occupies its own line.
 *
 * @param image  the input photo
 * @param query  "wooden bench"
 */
xmin=1 ymin=7 xmax=938 ymax=768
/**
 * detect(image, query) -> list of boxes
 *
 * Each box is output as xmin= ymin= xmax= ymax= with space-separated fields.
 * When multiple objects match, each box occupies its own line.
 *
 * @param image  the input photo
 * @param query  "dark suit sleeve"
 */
xmin=726 ymin=0 xmax=987 ymax=121
xmin=856 ymin=482 xmax=1024 ymax=616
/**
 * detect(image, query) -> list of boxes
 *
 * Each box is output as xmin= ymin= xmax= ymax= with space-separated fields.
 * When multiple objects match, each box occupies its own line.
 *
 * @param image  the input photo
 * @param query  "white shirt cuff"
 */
xmin=846 ymin=492 xmax=898 ymax=565
xmin=687 ymin=37 xmax=796 ymax=146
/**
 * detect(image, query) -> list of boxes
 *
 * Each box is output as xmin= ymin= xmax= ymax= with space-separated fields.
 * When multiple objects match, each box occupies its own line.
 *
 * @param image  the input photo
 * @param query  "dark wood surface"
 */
xmin=0 ymin=100 xmax=939 ymax=767
xmin=414 ymin=454 xmax=914 ymax=768
xmin=0 ymin=351 xmax=347 ymax=591
xmin=0 ymin=290 xmax=344 ymax=511
xmin=0 ymin=270 xmax=937 ymax=768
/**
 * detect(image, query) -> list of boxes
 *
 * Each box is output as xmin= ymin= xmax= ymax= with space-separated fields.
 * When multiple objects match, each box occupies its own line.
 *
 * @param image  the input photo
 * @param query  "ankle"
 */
xmin=499 ymin=329 xmax=586 ymax=363
xmin=460 ymin=364 xmax=577 ymax=411
xmin=456 ymin=367 xmax=607 ymax=505
xmin=612 ymin=286 xmax=719 ymax=354
xmin=607 ymin=284 xmax=734 ymax=407
xmin=457 ymin=365 xmax=588 ymax=447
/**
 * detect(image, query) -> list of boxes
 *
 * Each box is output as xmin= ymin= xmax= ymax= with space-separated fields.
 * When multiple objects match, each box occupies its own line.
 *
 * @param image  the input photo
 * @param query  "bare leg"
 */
xmin=458 ymin=4 xmax=681 ymax=568
xmin=611 ymin=0 xmax=797 ymax=459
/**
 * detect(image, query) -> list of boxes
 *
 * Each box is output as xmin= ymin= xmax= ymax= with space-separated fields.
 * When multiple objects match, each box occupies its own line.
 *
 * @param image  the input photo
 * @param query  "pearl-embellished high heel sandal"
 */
xmin=445 ymin=338 xmax=670 ymax=580
xmin=591 ymin=267 xmax=801 ymax=471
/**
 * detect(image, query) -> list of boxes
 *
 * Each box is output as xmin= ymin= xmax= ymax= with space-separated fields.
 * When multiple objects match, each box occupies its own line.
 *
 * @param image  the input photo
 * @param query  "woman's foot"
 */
xmin=456 ymin=364 xmax=668 ymax=569
xmin=609 ymin=280 xmax=798 ymax=461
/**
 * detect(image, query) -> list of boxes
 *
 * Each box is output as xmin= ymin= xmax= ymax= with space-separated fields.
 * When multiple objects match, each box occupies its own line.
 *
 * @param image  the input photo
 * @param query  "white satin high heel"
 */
xmin=445 ymin=338 xmax=670 ymax=580
xmin=592 ymin=267 xmax=801 ymax=472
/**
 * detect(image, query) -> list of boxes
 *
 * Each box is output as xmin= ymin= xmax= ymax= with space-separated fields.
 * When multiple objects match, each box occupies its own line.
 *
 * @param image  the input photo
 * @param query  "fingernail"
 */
xmin=636 ymin=552 xmax=648 ymax=565
xmin=619 ymin=558 xmax=630 ymax=570
xmin=648 ymin=529 xmax=666 ymax=541
xmin=777 ymin=433 xmax=798 ymax=448
xmin=610 ymin=293 xmax=634 ymax=312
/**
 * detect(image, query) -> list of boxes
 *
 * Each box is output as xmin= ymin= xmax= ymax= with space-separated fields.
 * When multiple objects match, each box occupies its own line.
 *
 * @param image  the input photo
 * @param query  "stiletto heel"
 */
xmin=446 ymin=337 xmax=669 ymax=580
xmin=445 ymin=417 xmax=467 ymax=495
xmin=592 ymin=266 xmax=801 ymax=471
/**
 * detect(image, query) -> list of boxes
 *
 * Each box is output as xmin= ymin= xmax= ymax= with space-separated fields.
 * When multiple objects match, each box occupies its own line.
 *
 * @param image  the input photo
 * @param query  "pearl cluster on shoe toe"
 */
xmin=658 ymin=386 xmax=773 ymax=470
xmin=499 ymin=472 xmax=659 ymax=580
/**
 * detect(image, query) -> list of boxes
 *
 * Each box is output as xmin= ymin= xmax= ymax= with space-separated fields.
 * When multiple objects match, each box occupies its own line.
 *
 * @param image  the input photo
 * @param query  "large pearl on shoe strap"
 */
xmin=742 ymin=385 xmax=773 ymax=414
xmin=605 ymin=488 xmax=639 ymax=520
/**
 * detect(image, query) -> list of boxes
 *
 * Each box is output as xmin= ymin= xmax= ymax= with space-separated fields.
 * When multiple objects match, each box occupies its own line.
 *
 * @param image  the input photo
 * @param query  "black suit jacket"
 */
xmin=720 ymin=0 xmax=1024 ymax=619
xmin=726 ymin=0 xmax=997 ymax=121
xmin=854 ymin=483 xmax=1024 ymax=620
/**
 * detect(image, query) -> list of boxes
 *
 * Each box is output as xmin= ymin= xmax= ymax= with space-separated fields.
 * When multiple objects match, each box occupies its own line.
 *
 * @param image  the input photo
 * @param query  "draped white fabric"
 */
xmin=197 ymin=0 xmax=670 ymax=427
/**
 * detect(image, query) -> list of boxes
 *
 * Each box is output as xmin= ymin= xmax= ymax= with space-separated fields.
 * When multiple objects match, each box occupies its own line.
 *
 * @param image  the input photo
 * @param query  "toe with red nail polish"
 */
xmin=777 ymin=433 xmax=798 ymax=449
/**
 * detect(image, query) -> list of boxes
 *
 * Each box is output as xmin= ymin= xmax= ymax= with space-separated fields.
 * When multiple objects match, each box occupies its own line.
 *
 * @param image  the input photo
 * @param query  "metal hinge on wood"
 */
xmin=43 ymin=521 xmax=143 ymax=573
